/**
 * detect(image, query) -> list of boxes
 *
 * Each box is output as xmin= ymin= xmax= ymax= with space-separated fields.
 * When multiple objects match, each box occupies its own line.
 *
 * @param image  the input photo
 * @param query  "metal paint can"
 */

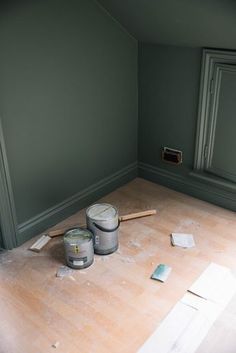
xmin=64 ymin=228 xmax=94 ymax=269
xmin=86 ymin=203 xmax=119 ymax=255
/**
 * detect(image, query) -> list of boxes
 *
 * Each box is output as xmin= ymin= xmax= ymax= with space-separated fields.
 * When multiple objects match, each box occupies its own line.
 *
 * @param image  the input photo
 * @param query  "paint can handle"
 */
xmin=93 ymin=220 xmax=120 ymax=233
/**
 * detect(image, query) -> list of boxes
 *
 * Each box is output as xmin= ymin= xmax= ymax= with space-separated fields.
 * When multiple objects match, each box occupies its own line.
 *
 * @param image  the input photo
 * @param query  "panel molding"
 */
xmin=139 ymin=162 xmax=236 ymax=211
xmin=206 ymin=64 xmax=236 ymax=182
xmin=0 ymin=119 xmax=18 ymax=249
xmin=18 ymin=161 xmax=138 ymax=245
xmin=205 ymin=63 xmax=223 ymax=170
xmin=194 ymin=49 xmax=236 ymax=174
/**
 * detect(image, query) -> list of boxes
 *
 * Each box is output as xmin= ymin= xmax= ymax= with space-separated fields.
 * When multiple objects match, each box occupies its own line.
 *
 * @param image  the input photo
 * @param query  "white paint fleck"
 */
xmin=52 ymin=341 xmax=60 ymax=348
xmin=121 ymin=257 xmax=135 ymax=264
xmin=101 ymin=256 xmax=110 ymax=262
xmin=128 ymin=240 xmax=141 ymax=248
xmin=56 ymin=266 xmax=73 ymax=278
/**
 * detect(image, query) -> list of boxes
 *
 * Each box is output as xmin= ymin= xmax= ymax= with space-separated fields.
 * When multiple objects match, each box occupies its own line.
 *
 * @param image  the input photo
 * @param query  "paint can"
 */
xmin=86 ymin=203 xmax=120 ymax=255
xmin=64 ymin=228 xmax=94 ymax=269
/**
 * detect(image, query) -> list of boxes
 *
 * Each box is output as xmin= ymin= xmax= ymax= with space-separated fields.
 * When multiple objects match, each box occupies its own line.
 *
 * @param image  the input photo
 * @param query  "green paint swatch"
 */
xmin=151 ymin=264 xmax=172 ymax=282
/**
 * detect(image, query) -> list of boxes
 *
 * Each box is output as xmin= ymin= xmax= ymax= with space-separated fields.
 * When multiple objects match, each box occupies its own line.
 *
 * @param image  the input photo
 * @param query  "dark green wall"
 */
xmin=138 ymin=43 xmax=235 ymax=211
xmin=139 ymin=43 xmax=201 ymax=175
xmin=0 ymin=0 xmax=138 ymax=227
xmin=98 ymin=0 xmax=236 ymax=50
xmin=0 ymin=226 xmax=3 ymax=249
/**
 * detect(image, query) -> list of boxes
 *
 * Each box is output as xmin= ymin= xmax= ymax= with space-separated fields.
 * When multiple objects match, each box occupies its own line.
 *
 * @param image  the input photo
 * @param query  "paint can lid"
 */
xmin=64 ymin=228 xmax=92 ymax=245
xmin=86 ymin=203 xmax=118 ymax=221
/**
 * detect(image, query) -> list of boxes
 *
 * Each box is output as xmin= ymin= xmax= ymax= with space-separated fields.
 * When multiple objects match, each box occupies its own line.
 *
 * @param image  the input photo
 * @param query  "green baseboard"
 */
xmin=15 ymin=160 xmax=236 ymax=247
xmin=17 ymin=162 xmax=138 ymax=245
xmin=139 ymin=162 xmax=236 ymax=212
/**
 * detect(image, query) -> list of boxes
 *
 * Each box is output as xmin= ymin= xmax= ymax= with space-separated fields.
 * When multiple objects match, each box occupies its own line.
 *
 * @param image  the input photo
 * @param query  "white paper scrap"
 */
xmin=188 ymin=262 xmax=236 ymax=305
xmin=137 ymin=301 xmax=197 ymax=353
xmin=171 ymin=233 xmax=195 ymax=248
xmin=138 ymin=263 xmax=236 ymax=353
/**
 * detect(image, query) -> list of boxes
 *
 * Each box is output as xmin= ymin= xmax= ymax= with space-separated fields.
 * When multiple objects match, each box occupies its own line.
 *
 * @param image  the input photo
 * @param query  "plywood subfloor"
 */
xmin=0 ymin=178 xmax=236 ymax=353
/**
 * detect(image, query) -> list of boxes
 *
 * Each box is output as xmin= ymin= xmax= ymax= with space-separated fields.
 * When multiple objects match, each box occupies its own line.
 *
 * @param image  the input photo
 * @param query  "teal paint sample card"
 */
xmin=151 ymin=264 xmax=172 ymax=282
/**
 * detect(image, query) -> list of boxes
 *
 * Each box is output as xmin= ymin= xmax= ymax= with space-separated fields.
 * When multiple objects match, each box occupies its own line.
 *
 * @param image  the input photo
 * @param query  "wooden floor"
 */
xmin=0 ymin=178 xmax=236 ymax=353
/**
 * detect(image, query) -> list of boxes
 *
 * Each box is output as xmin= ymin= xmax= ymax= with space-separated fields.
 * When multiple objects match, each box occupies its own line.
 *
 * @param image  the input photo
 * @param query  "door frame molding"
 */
xmin=0 ymin=118 xmax=18 ymax=249
xmin=194 ymin=49 xmax=236 ymax=171
xmin=205 ymin=63 xmax=236 ymax=183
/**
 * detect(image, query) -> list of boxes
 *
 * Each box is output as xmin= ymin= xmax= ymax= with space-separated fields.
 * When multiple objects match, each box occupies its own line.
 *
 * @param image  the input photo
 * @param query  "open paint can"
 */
xmin=64 ymin=228 xmax=94 ymax=269
xmin=86 ymin=203 xmax=119 ymax=255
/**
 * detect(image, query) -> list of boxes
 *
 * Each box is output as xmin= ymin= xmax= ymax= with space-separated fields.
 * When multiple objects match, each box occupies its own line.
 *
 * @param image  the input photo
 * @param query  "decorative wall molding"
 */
xmin=18 ymin=161 xmax=138 ymax=245
xmin=0 ymin=119 xmax=18 ymax=249
xmin=3 ymin=156 xmax=236 ymax=247
xmin=194 ymin=49 xmax=236 ymax=173
xmin=139 ymin=162 xmax=236 ymax=211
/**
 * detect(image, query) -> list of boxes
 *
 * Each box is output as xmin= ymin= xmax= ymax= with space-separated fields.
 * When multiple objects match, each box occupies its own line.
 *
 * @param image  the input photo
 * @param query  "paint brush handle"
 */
xmin=48 ymin=224 xmax=86 ymax=238
xmin=119 ymin=209 xmax=156 ymax=222
xmin=48 ymin=209 xmax=156 ymax=237
xmin=48 ymin=228 xmax=68 ymax=237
